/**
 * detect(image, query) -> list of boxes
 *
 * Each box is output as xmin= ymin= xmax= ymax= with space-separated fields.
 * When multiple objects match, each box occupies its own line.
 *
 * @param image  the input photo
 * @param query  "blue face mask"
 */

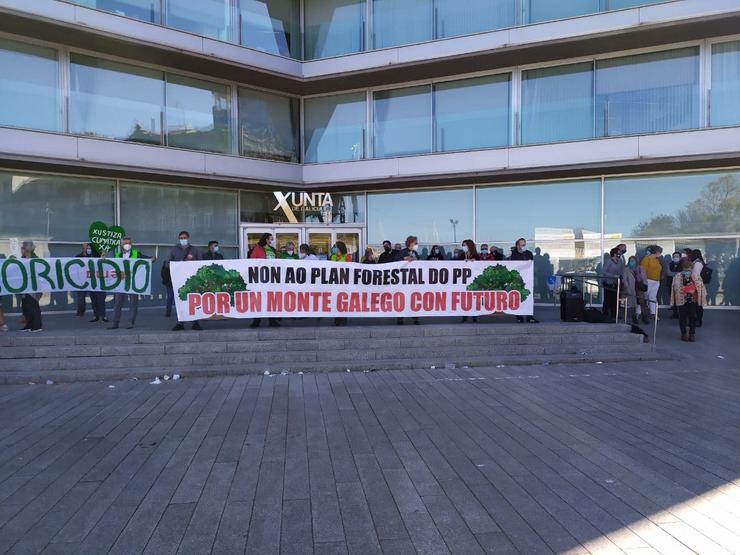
xmin=628 ymin=261 xmax=637 ymax=268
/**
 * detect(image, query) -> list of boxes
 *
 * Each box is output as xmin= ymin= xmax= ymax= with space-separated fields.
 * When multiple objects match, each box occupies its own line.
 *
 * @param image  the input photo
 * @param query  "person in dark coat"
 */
xmin=509 ymin=238 xmax=538 ymax=323
xmin=20 ymin=241 xmax=43 ymax=332
xmin=460 ymin=239 xmax=480 ymax=323
xmin=378 ymin=240 xmax=397 ymax=264
xmin=75 ymin=242 xmax=107 ymax=322
xmin=397 ymin=236 xmax=420 ymax=326
xmin=427 ymin=245 xmax=444 ymax=261
xmin=203 ymin=241 xmax=224 ymax=261
xmin=167 ymin=231 xmax=203 ymax=331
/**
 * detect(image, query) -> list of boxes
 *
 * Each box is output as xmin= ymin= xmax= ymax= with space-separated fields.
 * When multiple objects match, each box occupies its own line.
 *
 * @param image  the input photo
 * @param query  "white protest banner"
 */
xmin=170 ymin=259 xmax=533 ymax=321
xmin=0 ymin=258 xmax=152 ymax=295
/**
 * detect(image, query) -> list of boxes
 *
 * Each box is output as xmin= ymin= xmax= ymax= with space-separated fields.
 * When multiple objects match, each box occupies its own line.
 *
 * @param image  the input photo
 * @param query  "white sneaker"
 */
xmin=0 ymin=324 xmax=8 ymax=332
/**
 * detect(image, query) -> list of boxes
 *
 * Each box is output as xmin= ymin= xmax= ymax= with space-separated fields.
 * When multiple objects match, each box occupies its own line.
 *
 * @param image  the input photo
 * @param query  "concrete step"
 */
xmin=0 ymin=348 xmax=667 ymax=384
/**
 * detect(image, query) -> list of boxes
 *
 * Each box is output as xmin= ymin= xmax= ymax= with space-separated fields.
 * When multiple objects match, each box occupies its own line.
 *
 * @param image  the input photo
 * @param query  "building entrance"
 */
xmin=242 ymin=225 xmax=363 ymax=260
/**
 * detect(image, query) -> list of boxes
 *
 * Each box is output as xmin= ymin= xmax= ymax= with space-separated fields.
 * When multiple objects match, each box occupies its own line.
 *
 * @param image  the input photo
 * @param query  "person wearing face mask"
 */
xmin=601 ymin=248 xmax=622 ymax=320
xmin=249 ymin=233 xmax=279 ymax=328
xmin=397 ymin=236 xmax=421 ymax=325
xmin=427 ymin=245 xmax=444 ymax=261
xmin=19 ymin=241 xmax=43 ymax=332
xmin=459 ymin=240 xmax=480 ymax=323
xmin=665 ymin=252 xmax=682 ymax=318
xmin=280 ymin=241 xmax=299 ymax=260
xmin=203 ymin=241 xmax=224 ymax=261
xmin=624 ymin=255 xmax=650 ymax=324
xmin=75 ymin=242 xmax=107 ymax=322
xmin=108 ymin=237 xmax=155 ymax=330
xmin=330 ymin=241 xmax=353 ymax=262
xmin=639 ymin=245 xmax=663 ymax=321
xmin=299 ymin=243 xmax=318 ymax=260
xmin=361 ymin=247 xmax=377 ymax=264
xmin=378 ymin=240 xmax=396 ymax=264
xmin=168 ymin=231 xmax=203 ymax=331
xmin=671 ymin=258 xmax=706 ymax=342
xmin=478 ymin=243 xmax=502 ymax=262
xmin=509 ymin=239 xmax=538 ymax=323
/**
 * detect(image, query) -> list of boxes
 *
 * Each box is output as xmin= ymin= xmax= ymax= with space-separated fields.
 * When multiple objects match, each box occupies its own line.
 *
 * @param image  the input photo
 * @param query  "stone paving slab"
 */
xmin=0 ymin=354 xmax=738 ymax=554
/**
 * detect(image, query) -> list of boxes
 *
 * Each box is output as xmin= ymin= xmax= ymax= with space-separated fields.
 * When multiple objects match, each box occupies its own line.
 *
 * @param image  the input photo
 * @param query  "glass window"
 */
xmin=521 ymin=62 xmax=594 ymax=144
xmin=304 ymin=92 xmax=365 ymax=163
xmin=0 ymin=171 xmax=115 ymax=242
xmin=166 ymin=0 xmax=231 ymax=41
xmin=434 ymin=74 xmax=510 ymax=152
xmin=434 ymin=0 xmax=515 ymax=39
xmin=240 ymin=191 xmax=365 ymax=223
xmin=165 ymin=74 xmax=231 ymax=154
xmin=368 ymin=188 xmax=473 ymax=245
xmin=606 ymin=0 xmax=666 ymax=9
xmin=711 ymin=41 xmax=740 ymax=127
xmin=304 ymin=0 xmax=365 ymax=59
xmin=238 ymin=87 xmax=299 ymax=162
xmin=476 ymin=180 xmax=601 ymax=243
xmin=527 ymin=0 xmax=599 ymax=23
xmin=596 ymin=47 xmax=699 ymax=137
xmin=373 ymin=0 xmax=431 ymax=49
xmin=605 ymin=170 xmax=740 ymax=238
xmin=373 ymin=86 xmax=431 ymax=158
xmin=75 ymin=0 xmax=161 ymax=23
xmin=70 ymin=54 xmax=164 ymax=144
xmin=120 ymin=182 xmax=238 ymax=245
xmin=240 ymin=0 xmax=301 ymax=58
xmin=0 ymin=39 xmax=59 ymax=132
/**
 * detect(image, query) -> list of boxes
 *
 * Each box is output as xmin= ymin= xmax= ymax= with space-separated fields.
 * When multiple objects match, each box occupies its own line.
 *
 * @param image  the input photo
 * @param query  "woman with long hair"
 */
xmin=460 ymin=239 xmax=479 ymax=323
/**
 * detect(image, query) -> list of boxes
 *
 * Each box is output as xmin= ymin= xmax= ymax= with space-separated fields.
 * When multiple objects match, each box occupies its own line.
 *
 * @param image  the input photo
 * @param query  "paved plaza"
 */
xmin=0 ymin=343 xmax=739 ymax=554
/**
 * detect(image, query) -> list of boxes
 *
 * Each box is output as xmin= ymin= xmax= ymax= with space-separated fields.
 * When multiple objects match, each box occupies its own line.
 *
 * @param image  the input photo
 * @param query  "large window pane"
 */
xmin=166 ymin=0 xmax=231 ymax=41
xmin=596 ymin=47 xmax=699 ymax=136
xmin=0 ymin=172 xmax=115 ymax=242
xmin=606 ymin=0 xmax=666 ymax=9
xmin=120 ymin=182 xmax=238 ymax=245
xmin=0 ymin=39 xmax=59 ymax=132
xmin=476 ymin=180 xmax=601 ymax=243
xmin=711 ymin=41 xmax=740 ymax=127
xmin=70 ymin=54 xmax=163 ymax=144
xmin=240 ymin=0 xmax=301 ymax=58
xmin=373 ymin=86 xmax=431 ymax=158
xmin=434 ymin=74 xmax=510 ymax=152
xmin=74 ymin=0 xmax=161 ymax=23
xmin=521 ymin=62 xmax=594 ymax=144
xmin=238 ymin=87 xmax=299 ymax=162
xmin=305 ymin=0 xmax=365 ymax=59
xmin=304 ymin=92 xmax=365 ymax=163
xmin=435 ymin=0 xmax=515 ymax=39
xmin=527 ymin=0 xmax=599 ymax=23
xmin=368 ymin=188 xmax=473 ymax=245
xmin=605 ymin=171 xmax=740 ymax=238
xmin=166 ymin=75 xmax=231 ymax=153
xmin=373 ymin=0 xmax=431 ymax=49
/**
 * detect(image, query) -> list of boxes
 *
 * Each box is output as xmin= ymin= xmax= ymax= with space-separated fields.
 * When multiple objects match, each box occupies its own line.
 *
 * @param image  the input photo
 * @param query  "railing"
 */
xmin=557 ymin=272 xmax=658 ymax=348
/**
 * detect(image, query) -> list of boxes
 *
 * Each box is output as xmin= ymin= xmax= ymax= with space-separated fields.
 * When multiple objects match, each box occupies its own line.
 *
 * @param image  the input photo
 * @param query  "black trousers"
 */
xmin=678 ymin=303 xmax=697 ymax=336
xmin=22 ymin=294 xmax=42 ymax=330
xmin=602 ymin=287 xmax=618 ymax=318
xmin=78 ymin=291 xmax=106 ymax=318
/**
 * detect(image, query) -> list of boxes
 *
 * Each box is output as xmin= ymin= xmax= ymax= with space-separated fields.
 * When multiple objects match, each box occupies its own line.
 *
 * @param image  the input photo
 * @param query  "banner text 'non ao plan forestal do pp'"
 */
xmin=169 ymin=259 xmax=533 ymax=321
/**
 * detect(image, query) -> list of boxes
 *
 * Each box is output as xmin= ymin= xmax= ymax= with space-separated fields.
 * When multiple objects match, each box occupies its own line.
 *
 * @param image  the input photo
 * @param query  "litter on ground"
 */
xmin=150 ymin=377 xmax=162 ymax=385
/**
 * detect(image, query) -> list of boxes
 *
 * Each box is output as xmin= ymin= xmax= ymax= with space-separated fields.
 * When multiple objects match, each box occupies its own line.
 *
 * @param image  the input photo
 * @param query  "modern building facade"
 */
xmin=1 ymin=0 xmax=739 ymax=311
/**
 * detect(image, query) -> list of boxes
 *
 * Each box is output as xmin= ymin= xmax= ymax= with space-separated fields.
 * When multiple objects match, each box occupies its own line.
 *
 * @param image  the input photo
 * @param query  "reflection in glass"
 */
xmin=521 ymin=62 xmax=594 ymax=144
xmin=527 ymin=0 xmax=599 ymax=23
xmin=166 ymin=0 xmax=231 ymax=41
xmin=305 ymin=0 xmax=365 ymax=59
xmin=0 ymin=39 xmax=59 ymax=132
xmin=240 ymin=0 xmax=301 ymax=58
xmin=70 ymin=54 xmax=164 ymax=144
xmin=0 ymin=171 xmax=115 ymax=241
xmin=477 ymin=180 xmax=601 ymax=243
xmin=605 ymin=171 xmax=740 ymax=239
xmin=373 ymin=0 xmax=431 ymax=49
xmin=434 ymin=0 xmax=515 ymax=39
xmin=75 ymin=0 xmax=161 ymax=23
xmin=434 ymin=74 xmax=510 ymax=152
xmin=238 ymin=87 xmax=299 ymax=162
xmin=596 ymin=47 xmax=699 ymax=137
xmin=240 ymin=191 xmax=365 ymax=224
xmin=711 ymin=41 xmax=740 ymax=127
xmin=120 ymin=181 xmax=238 ymax=245
xmin=166 ymin=74 xmax=231 ymax=153
xmin=533 ymin=240 xmax=602 ymax=299
xmin=368 ymin=188 xmax=473 ymax=245
xmin=304 ymin=92 xmax=366 ymax=163
xmin=373 ymin=86 xmax=432 ymax=158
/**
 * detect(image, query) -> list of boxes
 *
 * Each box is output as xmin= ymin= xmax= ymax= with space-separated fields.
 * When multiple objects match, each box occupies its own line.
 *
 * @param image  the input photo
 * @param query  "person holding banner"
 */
xmin=460 ymin=239 xmax=480 ymax=323
xmin=20 ymin=241 xmax=43 ymax=332
xmin=169 ymin=231 xmax=203 ymax=331
xmin=108 ymin=237 xmax=155 ymax=330
xmin=299 ymin=244 xmax=318 ymax=260
xmin=76 ymin=242 xmax=108 ymax=323
xmin=509 ymin=238 xmax=538 ymax=323
xmin=397 ymin=236 xmax=421 ymax=325
xmin=249 ymin=233 xmax=279 ymax=328
xmin=332 ymin=241 xmax=351 ymax=326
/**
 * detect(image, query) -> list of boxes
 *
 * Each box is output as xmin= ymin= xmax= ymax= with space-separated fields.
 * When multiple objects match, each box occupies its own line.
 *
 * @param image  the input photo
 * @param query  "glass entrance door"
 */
xmin=242 ymin=226 xmax=363 ymax=259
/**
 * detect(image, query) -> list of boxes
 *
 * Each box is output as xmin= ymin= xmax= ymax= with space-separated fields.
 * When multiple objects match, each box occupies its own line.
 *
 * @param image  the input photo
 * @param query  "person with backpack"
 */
xmin=690 ymin=249 xmax=710 ymax=327
xmin=671 ymin=258 xmax=706 ymax=342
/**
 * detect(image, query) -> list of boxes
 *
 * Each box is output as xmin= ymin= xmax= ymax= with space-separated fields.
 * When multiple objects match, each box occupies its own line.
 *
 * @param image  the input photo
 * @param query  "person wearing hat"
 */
xmin=20 ymin=241 xmax=43 ymax=332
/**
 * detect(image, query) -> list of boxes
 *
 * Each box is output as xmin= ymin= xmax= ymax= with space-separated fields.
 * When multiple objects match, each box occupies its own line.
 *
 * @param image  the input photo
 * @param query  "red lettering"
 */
xmin=267 ymin=291 xmax=282 ymax=311
xmin=495 ymin=291 xmax=508 ymax=312
xmin=216 ymin=292 xmax=230 ymax=315
xmin=508 ymin=290 xmax=521 ymax=311
xmin=202 ymin=292 xmax=215 ymax=315
xmin=188 ymin=293 xmax=202 ymax=315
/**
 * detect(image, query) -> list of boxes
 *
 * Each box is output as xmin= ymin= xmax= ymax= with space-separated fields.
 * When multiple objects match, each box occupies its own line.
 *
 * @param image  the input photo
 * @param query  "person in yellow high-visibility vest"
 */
xmin=331 ymin=241 xmax=351 ymax=326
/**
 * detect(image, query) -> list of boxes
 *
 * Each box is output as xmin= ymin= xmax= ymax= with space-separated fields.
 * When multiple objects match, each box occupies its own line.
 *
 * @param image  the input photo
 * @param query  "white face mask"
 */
xmin=299 ymin=253 xmax=306 ymax=259
xmin=462 ymin=245 xmax=469 ymax=253
xmin=122 ymin=244 xmax=132 ymax=252
xmin=179 ymin=239 xmax=188 ymax=247
xmin=287 ymin=249 xmax=294 ymax=254
xmin=411 ymin=244 xmax=418 ymax=251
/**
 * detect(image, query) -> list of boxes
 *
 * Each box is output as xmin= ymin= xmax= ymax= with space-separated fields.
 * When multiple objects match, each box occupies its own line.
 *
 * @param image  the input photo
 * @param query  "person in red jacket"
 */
xmin=250 ymin=233 xmax=279 ymax=328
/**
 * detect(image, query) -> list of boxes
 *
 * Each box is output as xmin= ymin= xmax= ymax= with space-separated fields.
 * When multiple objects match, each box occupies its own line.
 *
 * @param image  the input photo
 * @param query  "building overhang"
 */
xmin=1 ymin=0 xmax=740 ymax=95
xmin=2 ymin=126 xmax=740 ymax=192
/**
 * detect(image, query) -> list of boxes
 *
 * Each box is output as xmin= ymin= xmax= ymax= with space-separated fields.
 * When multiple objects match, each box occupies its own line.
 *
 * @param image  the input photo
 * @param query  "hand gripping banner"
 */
xmin=0 ymin=258 xmax=152 ymax=295
xmin=170 ymin=259 xmax=533 ymax=321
